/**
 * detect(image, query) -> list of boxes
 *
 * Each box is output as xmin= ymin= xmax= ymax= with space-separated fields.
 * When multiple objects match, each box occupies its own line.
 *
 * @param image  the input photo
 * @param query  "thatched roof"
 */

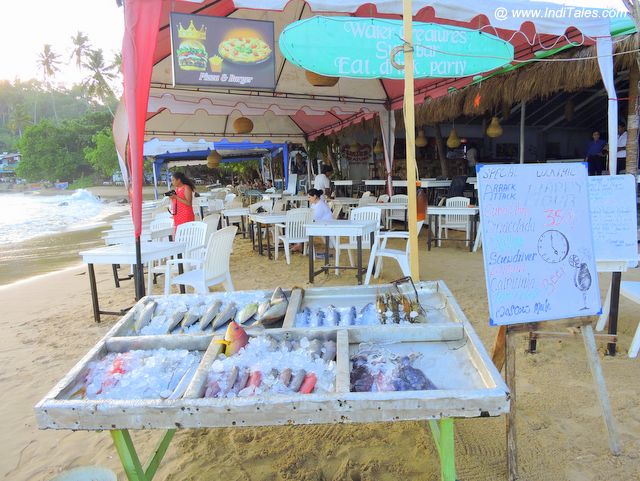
xmin=413 ymin=33 xmax=640 ymax=126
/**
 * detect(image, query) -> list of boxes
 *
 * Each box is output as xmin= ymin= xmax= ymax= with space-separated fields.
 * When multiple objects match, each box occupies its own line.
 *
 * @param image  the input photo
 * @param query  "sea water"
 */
xmin=0 ymin=190 xmax=124 ymax=244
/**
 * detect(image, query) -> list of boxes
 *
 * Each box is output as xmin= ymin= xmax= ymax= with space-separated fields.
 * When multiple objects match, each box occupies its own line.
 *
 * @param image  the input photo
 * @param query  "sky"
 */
xmin=0 ymin=0 xmax=630 ymax=87
xmin=0 ymin=0 xmax=124 ymax=86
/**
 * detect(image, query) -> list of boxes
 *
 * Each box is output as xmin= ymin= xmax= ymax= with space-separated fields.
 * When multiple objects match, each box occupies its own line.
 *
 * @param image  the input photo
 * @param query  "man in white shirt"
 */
xmin=291 ymin=188 xmax=333 ymax=253
xmin=313 ymin=165 xmax=332 ymax=196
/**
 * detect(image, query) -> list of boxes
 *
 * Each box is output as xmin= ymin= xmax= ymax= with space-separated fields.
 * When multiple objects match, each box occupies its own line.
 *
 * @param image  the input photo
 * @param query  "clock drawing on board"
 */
xmin=537 ymin=229 xmax=569 ymax=263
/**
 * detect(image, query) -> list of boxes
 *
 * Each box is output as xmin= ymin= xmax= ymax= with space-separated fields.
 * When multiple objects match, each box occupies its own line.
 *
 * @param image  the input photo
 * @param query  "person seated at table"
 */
xmin=292 ymin=188 xmax=333 ymax=252
xmin=168 ymin=172 xmax=195 ymax=233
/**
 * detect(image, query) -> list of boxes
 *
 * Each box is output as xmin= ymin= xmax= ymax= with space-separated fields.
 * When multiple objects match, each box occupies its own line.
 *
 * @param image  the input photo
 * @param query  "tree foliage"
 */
xmin=84 ymin=127 xmax=118 ymax=176
xmin=16 ymin=111 xmax=113 ymax=182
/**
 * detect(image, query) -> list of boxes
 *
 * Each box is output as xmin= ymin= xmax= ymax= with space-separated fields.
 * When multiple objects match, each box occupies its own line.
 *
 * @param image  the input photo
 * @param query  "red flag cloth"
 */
xmin=122 ymin=0 xmax=163 ymax=237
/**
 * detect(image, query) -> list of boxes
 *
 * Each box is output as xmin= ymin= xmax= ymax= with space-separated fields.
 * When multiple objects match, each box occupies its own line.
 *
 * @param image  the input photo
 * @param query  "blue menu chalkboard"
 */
xmin=477 ymin=163 xmax=601 ymax=326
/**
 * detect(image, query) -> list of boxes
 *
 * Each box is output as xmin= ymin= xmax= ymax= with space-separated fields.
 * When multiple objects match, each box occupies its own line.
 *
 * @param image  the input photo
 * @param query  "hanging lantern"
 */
xmin=206 ymin=150 xmax=222 ymax=168
xmin=304 ymin=70 xmax=339 ymax=87
xmin=564 ymin=99 xmax=575 ymax=122
xmin=486 ymin=116 xmax=503 ymax=138
xmin=233 ymin=116 xmax=253 ymax=134
xmin=350 ymin=141 xmax=359 ymax=152
xmin=373 ymin=138 xmax=384 ymax=155
xmin=446 ymin=128 xmax=461 ymax=148
xmin=415 ymin=130 xmax=428 ymax=147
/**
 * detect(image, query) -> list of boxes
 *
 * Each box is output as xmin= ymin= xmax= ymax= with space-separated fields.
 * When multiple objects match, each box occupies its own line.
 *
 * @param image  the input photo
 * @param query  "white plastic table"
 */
xmin=248 ymin=213 xmax=288 ymax=259
xmin=221 ymin=207 xmax=250 ymax=238
xmin=426 ymin=206 xmax=480 ymax=252
xmin=80 ymin=241 xmax=186 ymax=322
xmin=305 ymin=220 xmax=377 ymax=284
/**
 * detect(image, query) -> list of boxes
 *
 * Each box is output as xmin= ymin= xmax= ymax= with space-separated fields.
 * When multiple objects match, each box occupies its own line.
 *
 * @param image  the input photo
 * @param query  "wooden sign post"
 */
xmin=477 ymin=163 xmax=622 ymax=480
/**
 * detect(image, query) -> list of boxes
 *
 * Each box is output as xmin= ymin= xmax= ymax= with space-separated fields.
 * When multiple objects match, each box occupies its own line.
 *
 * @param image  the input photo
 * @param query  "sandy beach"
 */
xmin=1 ymin=229 xmax=639 ymax=481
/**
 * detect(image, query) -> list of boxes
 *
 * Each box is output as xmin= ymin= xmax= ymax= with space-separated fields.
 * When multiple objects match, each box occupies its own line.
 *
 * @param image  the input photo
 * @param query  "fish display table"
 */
xmin=36 ymin=282 xmax=509 ymax=481
xmin=305 ymin=220 xmax=377 ymax=285
xmin=80 ymin=241 xmax=186 ymax=323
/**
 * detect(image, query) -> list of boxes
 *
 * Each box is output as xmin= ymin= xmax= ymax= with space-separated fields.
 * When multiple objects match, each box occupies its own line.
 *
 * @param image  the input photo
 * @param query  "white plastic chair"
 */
xmin=377 ymin=194 xmax=390 ymax=203
xmin=149 ymin=216 xmax=174 ymax=242
xmin=164 ymin=225 xmax=237 ymax=294
xmin=335 ymin=206 xmax=381 ymax=275
xmin=386 ymin=194 xmax=408 ymax=229
xmin=224 ymin=193 xmax=237 ymax=205
xmin=619 ymin=281 xmax=640 ymax=358
xmin=273 ymin=208 xmax=313 ymax=264
xmin=272 ymin=199 xmax=285 ymax=212
xmin=438 ymin=196 xmax=471 ymax=246
xmin=365 ymin=221 xmax=424 ymax=284
xmin=203 ymin=213 xmax=221 ymax=242
xmin=147 ymin=221 xmax=207 ymax=293
xmin=357 ymin=196 xmax=377 ymax=207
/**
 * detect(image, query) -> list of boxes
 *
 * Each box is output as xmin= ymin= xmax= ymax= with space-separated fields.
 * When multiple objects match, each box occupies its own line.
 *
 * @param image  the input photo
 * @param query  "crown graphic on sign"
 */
xmin=177 ymin=20 xmax=207 ymax=40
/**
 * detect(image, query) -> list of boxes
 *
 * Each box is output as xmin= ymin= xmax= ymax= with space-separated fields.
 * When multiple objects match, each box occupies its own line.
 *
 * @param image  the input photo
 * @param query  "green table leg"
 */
xmin=429 ymin=418 xmax=457 ymax=481
xmin=111 ymin=429 xmax=175 ymax=481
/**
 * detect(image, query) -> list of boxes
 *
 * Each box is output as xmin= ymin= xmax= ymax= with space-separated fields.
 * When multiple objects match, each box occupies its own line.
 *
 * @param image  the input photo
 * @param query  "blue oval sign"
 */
xmin=280 ymin=17 xmax=514 ymax=79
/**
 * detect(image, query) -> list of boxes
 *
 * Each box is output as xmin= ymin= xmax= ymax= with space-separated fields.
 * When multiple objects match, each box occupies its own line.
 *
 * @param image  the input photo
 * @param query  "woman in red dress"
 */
xmin=169 ymin=172 xmax=196 ymax=233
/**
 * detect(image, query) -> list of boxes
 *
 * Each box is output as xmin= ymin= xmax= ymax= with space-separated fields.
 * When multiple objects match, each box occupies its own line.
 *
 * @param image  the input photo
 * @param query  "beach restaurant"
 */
xmin=35 ymin=2 xmax=637 ymax=481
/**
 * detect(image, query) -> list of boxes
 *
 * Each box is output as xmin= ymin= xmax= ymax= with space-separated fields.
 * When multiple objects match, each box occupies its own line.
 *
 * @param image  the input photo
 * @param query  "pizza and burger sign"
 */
xmin=170 ymin=13 xmax=276 ymax=89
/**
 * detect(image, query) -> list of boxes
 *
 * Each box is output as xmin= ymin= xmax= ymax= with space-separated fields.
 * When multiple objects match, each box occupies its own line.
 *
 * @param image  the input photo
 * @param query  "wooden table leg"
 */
xmin=324 ymin=236 xmax=330 ymax=276
xmin=88 ymin=263 xmax=101 ymax=323
xmin=266 ymin=224 xmax=272 ymax=260
xmin=427 ymin=214 xmax=433 ymax=251
xmin=308 ymin=235 xmax=315 ymax=283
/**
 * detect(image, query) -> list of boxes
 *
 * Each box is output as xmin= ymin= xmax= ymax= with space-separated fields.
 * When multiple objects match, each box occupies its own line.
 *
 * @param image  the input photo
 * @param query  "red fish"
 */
xmin=299 ymin=372 xmax=317 ymax=394
xmin=224 ymin=322 xmax=249 ymax=356
xmin=247 ymin=370 xmax=262 ymax=388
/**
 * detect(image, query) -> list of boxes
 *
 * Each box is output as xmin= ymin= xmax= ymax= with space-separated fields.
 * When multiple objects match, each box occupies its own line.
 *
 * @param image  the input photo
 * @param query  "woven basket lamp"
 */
xmin=207 ymin=150 xmax=222 ymax=168
xmin=446 ymin=128 xmax=461 ymax=148
xmin=373 ymin=139 xmax=384 ymax=155
xmin=416 ymin=130 xmax=428 ymax=147
xmin=305 ymin=70 xmax=339 ymax=87
xmin=233 ymin=117 xmax=254 ymax=134
xmin=486 ymin=116 xmax=503 ymax=138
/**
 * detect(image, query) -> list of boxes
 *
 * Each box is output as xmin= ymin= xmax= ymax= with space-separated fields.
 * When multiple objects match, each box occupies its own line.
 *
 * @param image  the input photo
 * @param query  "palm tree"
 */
xmin=111 ymin=52 xmax=122 ymax=73
xmin=623 ymin=0 xmax=640 ymax=176
xmin=7 ymin=104 xmax=32 ymax=138
xmin=38 ymin=44 xmax=60 ymax=121
xmin=70 ymin=31 xmax=90 ymax=70
xmin=82 ymin=49 xmax=117 ymax=115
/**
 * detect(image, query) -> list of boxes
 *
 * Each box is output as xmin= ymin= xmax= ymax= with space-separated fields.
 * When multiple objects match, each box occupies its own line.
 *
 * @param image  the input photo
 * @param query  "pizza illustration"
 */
xmin=218 ymin=37 xmax=272 ymax=64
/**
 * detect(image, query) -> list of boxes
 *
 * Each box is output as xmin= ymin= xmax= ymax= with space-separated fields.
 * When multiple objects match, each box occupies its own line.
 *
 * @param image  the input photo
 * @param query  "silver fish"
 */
xmin=297 ymin=307 xmax=311 ymax=327
xmin=166 ymin=308 xmax=186 ymax=333
xmin=270 ymin=286 xmax=287 ymax=304
xmin=133 ymin=300 xmax=157 ymax=333
xmin=256 ymin=300 xmax=271 ymax=320
xmin=322 ymin=340 xmax=337 ymax=362
xmin=236 ymin=302 xmax=259 ymax=324
xmin=288 ymin=369 xmax=306 ymax=392
xmin=324 ymin=306 xmax=339 ymax=327
xmin=181 ymin=309 xmax=201 ymax=329
xmin=212 ymin=303 xmax=237 ymax=330
xmin=308 ymin=339 xmax=323 ymax=358
xmin=256 ymin=300 xmax=288 ymax=326
xmin=279 ymin=368 xmax=292 ymax=387
xmin=199 ymin=300 xmax=222 ymax=331
xmin=167 ymin=362 xmax=199 ymax=400
xmin=232 ymin=368 xmax=250 ymax=394
xmin=224 ymin=366 xmax=239 ymax=395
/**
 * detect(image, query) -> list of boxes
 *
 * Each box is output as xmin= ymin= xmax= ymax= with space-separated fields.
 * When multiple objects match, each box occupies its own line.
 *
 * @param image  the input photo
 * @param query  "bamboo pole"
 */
xmin=402 ymin=0 xmax=420 ymax=281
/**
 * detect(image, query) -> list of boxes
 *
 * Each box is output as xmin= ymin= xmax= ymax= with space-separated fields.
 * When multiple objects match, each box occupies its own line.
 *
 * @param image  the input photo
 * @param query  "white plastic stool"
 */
xmin=620 ymin=281 xmax=640 ymax=358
